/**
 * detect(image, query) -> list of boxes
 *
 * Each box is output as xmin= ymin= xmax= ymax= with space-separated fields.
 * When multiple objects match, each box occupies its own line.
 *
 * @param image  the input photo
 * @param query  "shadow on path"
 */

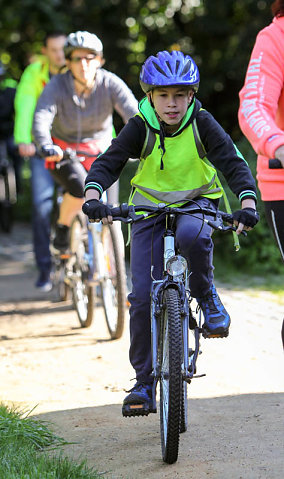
xmin=38 ymin=392 xmax=284 ymax=479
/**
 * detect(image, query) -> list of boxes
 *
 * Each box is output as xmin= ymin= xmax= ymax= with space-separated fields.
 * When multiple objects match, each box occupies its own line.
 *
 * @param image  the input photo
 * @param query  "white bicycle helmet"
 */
xmin=64 ymin=31 xmax=103 ymax=59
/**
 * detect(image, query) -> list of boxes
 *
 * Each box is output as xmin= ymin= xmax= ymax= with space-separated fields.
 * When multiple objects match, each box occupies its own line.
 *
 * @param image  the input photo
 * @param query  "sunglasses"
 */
xmin=70 ymin=55 xmax=97 ymax=63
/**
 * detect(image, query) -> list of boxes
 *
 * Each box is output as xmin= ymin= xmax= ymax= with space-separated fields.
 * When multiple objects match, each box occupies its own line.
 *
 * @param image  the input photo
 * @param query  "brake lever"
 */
xmin=207 ymin=219 xmax=247 ymax=236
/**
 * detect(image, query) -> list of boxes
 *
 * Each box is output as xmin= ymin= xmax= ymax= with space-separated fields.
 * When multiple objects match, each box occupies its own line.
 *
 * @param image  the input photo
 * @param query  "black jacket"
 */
xmin=85 ymin=98 xmax=257 ymax=202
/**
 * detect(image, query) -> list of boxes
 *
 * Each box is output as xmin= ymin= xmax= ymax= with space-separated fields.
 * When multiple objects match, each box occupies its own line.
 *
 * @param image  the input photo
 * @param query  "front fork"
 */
xmin=150 ymin=279 xmax=201 ymax=411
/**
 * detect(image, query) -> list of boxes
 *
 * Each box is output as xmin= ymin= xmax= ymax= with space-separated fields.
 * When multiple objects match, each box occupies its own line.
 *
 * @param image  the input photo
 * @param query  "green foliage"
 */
xmin=0 ymin=403 xmax=65 ymax=450
xmin=214 ymin=137 xmax=284 ymax=276
xmin=0 ymin=403 xmax=104 ymax=479
xmin=1 ymin=0 xmax=281 ymax=274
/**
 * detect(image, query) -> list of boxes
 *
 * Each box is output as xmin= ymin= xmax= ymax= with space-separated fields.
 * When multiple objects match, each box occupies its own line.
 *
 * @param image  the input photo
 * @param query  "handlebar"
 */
xmin=269 ymin=158 xmax=283 ymax=169
xmin=62 ymin=148 xmax=97 ymax=161
xmin=44 ymin=147 xmax=97 ymax=169
xmin=107 ymin=202 xmax=246 ymax=235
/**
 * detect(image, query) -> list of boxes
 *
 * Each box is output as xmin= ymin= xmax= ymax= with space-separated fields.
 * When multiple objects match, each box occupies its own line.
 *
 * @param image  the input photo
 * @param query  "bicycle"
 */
xmin=50 ymin=149 xmax=126 ymax=339
xmin=0 ymin=140 xmax=17 ymax=232
xmin=108 ymin=201 xmax=245 ymax=463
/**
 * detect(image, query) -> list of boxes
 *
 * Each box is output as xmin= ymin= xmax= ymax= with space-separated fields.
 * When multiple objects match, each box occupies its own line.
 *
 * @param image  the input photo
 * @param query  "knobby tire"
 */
xmin=160 ymin=287 xmax=182 ymax=464
xmin=100 ymin=222 xmax=126 ymax=340
xmin=70 ymin=215 xmax=94 ymax=328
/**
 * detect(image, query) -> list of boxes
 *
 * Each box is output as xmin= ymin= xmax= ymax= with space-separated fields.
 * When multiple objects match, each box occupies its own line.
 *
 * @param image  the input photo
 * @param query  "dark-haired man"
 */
xmin=14 ymin=32 xmax=66 ymax=291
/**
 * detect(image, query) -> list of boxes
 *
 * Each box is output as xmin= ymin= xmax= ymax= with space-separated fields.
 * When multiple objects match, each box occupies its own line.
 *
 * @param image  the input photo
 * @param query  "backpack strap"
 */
xmin=192 ymin=118 xmax=207 ymax=159
xmin=192 ymin=117 xmax=240 ymax=251
xmin=141 ymin=126 xmax=156 ymax=159
xmin=140 ymin=118 xmax=240 ymax=250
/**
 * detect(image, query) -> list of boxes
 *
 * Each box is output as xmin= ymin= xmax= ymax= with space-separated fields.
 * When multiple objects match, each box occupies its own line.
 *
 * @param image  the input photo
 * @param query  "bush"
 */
xmin=214 ymin=137 xmax=283 ymax=275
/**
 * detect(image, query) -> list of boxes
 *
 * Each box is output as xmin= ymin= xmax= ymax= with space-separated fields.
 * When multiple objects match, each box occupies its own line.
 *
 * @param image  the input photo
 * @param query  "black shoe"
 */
xmin=53 ymin=224 xmax=70 ymax=253
xmin=122 ymin=382 xmax=156 ymax=417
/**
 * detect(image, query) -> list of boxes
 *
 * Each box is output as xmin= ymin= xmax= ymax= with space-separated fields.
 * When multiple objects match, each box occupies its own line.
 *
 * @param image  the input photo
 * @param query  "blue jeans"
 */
xmin=128 ymin=197 xmax=216 ymax=383
xmin=30 ymin=156 xmax=54 ymax=274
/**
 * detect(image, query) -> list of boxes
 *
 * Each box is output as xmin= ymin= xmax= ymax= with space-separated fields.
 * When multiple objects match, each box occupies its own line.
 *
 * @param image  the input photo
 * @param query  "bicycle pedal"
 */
xmin=59 ymin=252 xmax=72 ymax=260
xmin=122 ymin=403 xmax=156 ymax=417
xmin=202 ymin=329 xmax=229 ymax=339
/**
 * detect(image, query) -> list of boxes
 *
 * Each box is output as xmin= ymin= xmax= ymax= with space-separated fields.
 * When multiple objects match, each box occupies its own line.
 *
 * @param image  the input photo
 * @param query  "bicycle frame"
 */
xmin=107 ymin=201 xmax=246 ymax=462
xmin=150 ymin=211 xmax=201 ymax=412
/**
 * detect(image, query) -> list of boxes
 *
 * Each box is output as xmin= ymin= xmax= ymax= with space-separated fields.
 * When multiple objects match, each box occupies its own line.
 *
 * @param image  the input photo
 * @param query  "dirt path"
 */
xmin=0 ymin=223 xmax=283 ymax=479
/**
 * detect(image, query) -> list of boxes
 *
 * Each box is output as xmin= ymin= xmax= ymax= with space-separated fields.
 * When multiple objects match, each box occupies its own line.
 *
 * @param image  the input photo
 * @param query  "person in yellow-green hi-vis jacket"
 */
xmin=83 ymin=51 xmax=260 ymax=416
xmin=14 ymin=32 xmax=66 ymax=292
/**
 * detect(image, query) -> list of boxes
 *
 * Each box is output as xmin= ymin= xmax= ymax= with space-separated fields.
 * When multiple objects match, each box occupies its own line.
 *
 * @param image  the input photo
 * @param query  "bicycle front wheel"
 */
xmin=159 ymin=287 xmax=182 ymax=464
xmin=100 ymin=222 xmax=126 ymax=340
xmin=70 ymin=216 xmax=94 ymax=328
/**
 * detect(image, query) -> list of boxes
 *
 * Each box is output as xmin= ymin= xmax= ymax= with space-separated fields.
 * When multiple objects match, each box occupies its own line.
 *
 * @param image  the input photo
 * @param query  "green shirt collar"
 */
xmin=138 ymin=95 xmax=195 ymax=134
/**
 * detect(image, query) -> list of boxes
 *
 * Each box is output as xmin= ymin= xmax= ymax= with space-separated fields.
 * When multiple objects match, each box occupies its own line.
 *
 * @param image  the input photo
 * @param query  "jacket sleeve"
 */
xmin=238 ymin=23 xmax=284 ymax=158
xmin=32 ymin=78 xmax=59 ymax=148
xmin=108 ymin=72 xmax=138 ymax=123
xmin=14 ymin=65 xmax=40 ymax=144
xmin=197 ymin=110 xmax=257 ymax=203
xmin=85 ymin=116 xmax=145 ymax=195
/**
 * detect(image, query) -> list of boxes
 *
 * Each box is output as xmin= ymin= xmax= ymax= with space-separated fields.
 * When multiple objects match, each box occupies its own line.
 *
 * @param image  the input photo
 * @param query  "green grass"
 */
xmin=0 ymin=404 xmax=106 ymax=479
xmin=215 ymin=267 xmax=284 ymax=304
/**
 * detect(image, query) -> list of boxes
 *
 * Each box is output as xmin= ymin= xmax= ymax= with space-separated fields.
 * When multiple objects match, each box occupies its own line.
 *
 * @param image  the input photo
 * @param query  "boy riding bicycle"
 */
xmin=83 ymin=50 xmax=259 ymax=415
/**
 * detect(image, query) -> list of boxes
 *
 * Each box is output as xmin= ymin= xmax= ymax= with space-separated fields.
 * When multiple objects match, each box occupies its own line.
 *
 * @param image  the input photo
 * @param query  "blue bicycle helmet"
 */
xmin=140 ymin=50 xmax=200 ymax=93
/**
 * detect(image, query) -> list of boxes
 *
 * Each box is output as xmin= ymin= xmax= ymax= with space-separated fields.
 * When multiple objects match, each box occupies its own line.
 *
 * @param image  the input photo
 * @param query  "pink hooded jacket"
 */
xmin=238 ymin=16 xmax=284 ymax=201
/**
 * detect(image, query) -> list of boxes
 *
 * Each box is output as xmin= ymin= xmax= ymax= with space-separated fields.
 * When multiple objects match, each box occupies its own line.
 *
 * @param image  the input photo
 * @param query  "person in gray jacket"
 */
xmin=32 ymin=30 xmax=138 ymax=252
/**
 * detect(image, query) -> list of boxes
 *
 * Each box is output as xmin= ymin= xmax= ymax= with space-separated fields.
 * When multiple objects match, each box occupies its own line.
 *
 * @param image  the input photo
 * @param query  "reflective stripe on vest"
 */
xmin=130 ymin=116 xmax=222 ymax=207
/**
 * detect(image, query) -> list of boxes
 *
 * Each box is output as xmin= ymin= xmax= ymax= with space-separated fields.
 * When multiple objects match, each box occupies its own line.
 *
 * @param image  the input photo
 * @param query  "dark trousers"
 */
xmin=264 ymin=200 xmax=284 ymax=262
xmin=30 ymin=156 xmax=54 ymax=274
xmin=264 ymin=200 xmax=284 ymax=349
xmin=128 ymin=197 xmax=216 ymax=383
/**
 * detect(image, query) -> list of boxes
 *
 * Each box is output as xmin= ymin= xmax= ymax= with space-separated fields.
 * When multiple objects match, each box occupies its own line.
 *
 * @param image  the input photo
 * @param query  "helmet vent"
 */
xmin=175 ymin=60 xmax=180 ymax=74
xmin=165 ymin=60 xmax=173 ymax=74
xmin=153 ymin=61 xmax=168 ymax=77
xmin=182 ymin=60 xmax=191 ymax=76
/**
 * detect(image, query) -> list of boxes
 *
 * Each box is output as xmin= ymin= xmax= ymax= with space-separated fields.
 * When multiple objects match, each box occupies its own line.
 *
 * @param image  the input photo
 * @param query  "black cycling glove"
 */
xmin=82 ymin=199 xmax=112 ymax=221
xmin=232 ymin=207 xmax=260 ymax=228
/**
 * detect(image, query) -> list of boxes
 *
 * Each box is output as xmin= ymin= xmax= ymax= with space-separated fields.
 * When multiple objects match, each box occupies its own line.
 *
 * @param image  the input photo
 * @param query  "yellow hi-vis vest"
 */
xmin=129 ymin=97 xmax=240 ymax=250
xmin=129 ymin=112 xmax=222 ymax=207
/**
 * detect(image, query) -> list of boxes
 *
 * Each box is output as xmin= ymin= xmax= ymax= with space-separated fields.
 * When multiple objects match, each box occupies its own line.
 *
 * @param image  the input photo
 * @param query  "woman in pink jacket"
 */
xmin=238 ymin=0 xmax=284 ymax=262
xmin=239 ymin=0 xmax=284 ymax=347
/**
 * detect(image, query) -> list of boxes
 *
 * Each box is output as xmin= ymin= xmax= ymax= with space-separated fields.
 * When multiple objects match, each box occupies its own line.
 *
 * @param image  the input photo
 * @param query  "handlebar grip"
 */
xmin=269 ymin=158 xmax=283 ymax=169
xmin=219 ymin=212 xmax=233 ymax=223
xmin=110 ymin=203 xmax=129 ymax=218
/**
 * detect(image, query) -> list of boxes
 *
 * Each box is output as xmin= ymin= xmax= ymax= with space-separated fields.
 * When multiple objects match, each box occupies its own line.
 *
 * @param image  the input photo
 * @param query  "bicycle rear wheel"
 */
xmin=52 ymin=255 xmax=70 ymax=302
xmin=70 ymin=215 xmax=94 ymax=328
xmin=100 ymin=222 xmax=126 ymax=339
xmin=159 ymin=287 xmax=182 ymax=464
